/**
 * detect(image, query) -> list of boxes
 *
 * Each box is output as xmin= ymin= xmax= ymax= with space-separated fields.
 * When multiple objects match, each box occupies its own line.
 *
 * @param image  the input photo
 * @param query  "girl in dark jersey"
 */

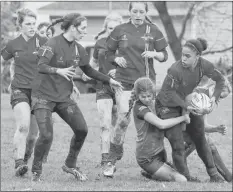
xmin=141 ymin=79 xmax=232 ymax=182
xmin=24 ymin=21 xmax=56 ymax=165
xmin=82 ymin=12 xmax=123 ymax=166
xmin=126 ymin=77 xmax=190 ymax=181
xmin=1 ymin=8 xmax=47 ymax=177
xmin=183 ymin=70 xmax=232 ymax=182
xmin=30 ymin=13 xmax=122 ymax=182
xmin=154 ymin=38 xmax=225 ymax=182
xmin=103 ymin=1 xmax=168 ymax=177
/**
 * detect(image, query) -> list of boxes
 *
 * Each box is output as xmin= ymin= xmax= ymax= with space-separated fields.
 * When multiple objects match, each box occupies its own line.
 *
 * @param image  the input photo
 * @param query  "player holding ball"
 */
xmin=153 ymin=38 xmax=226 ymax=182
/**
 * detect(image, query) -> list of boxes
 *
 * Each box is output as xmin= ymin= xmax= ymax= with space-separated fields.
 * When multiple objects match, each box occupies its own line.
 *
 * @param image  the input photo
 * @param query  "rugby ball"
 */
xmin=185 ymin=92 xmax=211 ymax=111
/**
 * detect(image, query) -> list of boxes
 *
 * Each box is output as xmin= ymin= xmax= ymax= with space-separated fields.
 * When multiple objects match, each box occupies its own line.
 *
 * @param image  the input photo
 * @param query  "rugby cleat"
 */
xmin=31 ymin=172 xmax=41 ymax=182
xmin=103 ymin=162 xmax=116 ymax=178
xmin=15 ymin=164 xmax=28 ymax=177
xmin=62 ymin=165 xmax=88 ymax=181
xmin=15 ymin=159 xmax=28 ymax=177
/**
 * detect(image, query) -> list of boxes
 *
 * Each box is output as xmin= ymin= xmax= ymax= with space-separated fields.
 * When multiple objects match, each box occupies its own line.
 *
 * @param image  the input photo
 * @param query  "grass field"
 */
xmin=1 ymin=93 xmax=232 ymax=191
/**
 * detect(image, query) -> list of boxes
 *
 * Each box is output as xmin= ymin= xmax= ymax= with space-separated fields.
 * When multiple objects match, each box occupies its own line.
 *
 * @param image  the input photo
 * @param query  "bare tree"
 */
xmin=152 ymin=1 xmax=232 ymax=61
xmin=153 ymin=2 xmax=182 ymax=61
xmin=1 ymin=2 xmax=21 ymax=93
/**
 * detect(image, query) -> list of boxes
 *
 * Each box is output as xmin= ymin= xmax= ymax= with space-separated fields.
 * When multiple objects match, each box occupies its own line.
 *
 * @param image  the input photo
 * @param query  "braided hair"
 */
xmin=125 ymin=89 xmax=137 ymax=118
xmin=47 ymin=13 xmax=86 ymax=33
xmin=94 ymin=12 xmax=123 ymax=41
xmin=125 ymin=77 xmax=156 ymax=118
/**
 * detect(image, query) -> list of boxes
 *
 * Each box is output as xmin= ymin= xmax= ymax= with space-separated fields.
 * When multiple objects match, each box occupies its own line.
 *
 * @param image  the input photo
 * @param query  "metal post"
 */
xmin=108 ymin=1 xmax=112 ymax=13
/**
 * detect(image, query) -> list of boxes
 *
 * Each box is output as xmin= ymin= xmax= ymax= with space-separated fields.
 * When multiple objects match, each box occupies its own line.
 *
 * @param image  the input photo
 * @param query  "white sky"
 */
xmin=22 ymin=2 xmax=53 ymax=14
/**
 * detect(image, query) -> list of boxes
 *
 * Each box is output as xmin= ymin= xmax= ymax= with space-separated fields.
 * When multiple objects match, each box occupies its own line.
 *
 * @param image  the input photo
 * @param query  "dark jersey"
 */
xmin=33 ymin=34 xmax=110 ymax=102
xmin=106 ymin=21 xmax=168 ymax=85
xmin=157 ymin=57 xmax=225 ymax=108
xmin=93 ymin=37 xmax=115 ymax=75
xmin=93 ymin=37 xmax=116 ymax=89
xmin=133 ymin=100 xmax=165 ymax=165
xmin=1 ymin=33 xmax=47 ymax=89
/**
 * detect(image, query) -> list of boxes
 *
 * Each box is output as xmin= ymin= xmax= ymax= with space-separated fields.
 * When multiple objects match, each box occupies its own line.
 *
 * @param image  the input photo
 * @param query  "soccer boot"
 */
xmin=62 ymin=165 xmax=88 ymax=181
xmin=103 ymin=162 xmax=117 ymax=178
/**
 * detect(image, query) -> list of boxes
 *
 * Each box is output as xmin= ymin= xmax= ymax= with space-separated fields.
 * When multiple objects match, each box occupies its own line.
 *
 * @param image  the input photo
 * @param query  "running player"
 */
xmin=103 ymin=1 xmax=168 ymax=177
xmin=183 ymin=58 xmax=232 ymax=182
xmin=82 ymin=12 xmax=123 ymax=166
xmin=24 ymin=21 xmax=56 ymax=164
xmin=155 ymin=37 xmax=225 ymax=182
xmin=30 ymin=13 xmax=123 ymax=182
xmin=124 ymin=77 xmax=189 ymax=182
xmin=1 ymin=8 xmax=47 ymax=177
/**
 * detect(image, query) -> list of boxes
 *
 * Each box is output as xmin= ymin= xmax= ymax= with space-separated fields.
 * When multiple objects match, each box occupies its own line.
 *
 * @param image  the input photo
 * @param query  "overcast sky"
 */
xmin=23 ymin=1 xmax=53 ymax=13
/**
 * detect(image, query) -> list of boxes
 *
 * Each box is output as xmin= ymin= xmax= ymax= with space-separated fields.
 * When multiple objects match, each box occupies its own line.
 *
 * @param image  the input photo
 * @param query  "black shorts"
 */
xmin=31 ymin=95 xmax=77 ymax=113
xmin=137 ymin=150 xmax=167 ymax=174
xmin=96 ymin=84 xmax=116 ymax=105
xmin=10 ymin=85 xmax=32 ymax=109
xmin=155 ymin=99 xmax=182 ymax=119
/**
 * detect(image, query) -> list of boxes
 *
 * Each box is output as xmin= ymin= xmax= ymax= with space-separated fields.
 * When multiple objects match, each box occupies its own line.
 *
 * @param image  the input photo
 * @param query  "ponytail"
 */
xmin=47 ymin=18 xmax=64 ymax=33
xmin=94 ymin=28 xmax=107 ymax=41
xmin=125 ymin=89 xmax=137 ymax=119
xmin=145 ymin=15 xmax=153 ymax=24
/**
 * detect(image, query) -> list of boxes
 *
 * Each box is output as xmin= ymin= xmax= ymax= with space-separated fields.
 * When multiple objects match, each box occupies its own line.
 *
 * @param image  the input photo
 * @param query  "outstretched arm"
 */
xmin=204 ymin=114 xmax=227 ymax=135
xmin=144 ymin=112 xmax=189 ymax=129
xmin=136 ymin=105 xmax=190 ymax=130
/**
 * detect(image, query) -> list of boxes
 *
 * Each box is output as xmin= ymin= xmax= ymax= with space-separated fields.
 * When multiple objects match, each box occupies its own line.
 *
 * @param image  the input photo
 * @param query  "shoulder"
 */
xmin=149 ymin=23 xmax=162 ymax=32
xmin=112 ymin=23 xmax=128 ymax=33
xmin=45 ymin=35 xmax=60 ymax=47
xmin=5 ymin=35 xmax=21 ymax=47
xmin=74 ymin=41 xmax=89 ymax=58
xmin=148 ymin=23 xmax=165 ymax=39
xmin=133 ymin=100 xmax=151 ymax=120
xmin=200 ymin=57 xmax=213 ymax=66
xmin=117 ymin=23 xmax=129 ymax=29
xmin=95 ymin=37 xmax=106 ymax=48
xmin=134 ymin=100 xmax=149 ymax=112
xmin=39 ymin=36 xmax=58 ymax=54
xmin=199 ymin=57 xmax=214 ymax=71
xmin=74 ymin=41 xmax=85 ymax=51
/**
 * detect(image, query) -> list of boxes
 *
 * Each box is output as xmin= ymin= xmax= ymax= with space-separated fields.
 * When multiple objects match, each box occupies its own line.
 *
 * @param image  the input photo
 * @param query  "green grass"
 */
xmin=1 ymin=93 xmax=232 ymax=191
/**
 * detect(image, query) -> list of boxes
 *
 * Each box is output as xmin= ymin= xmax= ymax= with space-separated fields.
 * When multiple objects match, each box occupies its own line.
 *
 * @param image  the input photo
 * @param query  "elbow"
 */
xmin=157 ymin=121 xmax=166 ymax=130
xmin=159 ymin=125 xmax=166 ymax=130
xmin=158 ymin=49 xmax=168 ymax=62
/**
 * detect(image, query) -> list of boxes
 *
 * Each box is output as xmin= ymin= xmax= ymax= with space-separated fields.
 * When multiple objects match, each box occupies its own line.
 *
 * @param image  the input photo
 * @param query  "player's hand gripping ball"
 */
xmin=185 ymin=92 xmax=212 ymax=116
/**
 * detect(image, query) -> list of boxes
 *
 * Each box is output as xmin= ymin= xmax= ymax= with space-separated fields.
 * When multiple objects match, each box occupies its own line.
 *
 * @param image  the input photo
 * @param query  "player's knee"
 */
xmin=73 ymin=124 xmax=88 ymax=139
xmin=101 ymin=117 xmax=112 ymax=131
xmin=41 ymin=131 xmax=53 ymax=144
xmin=27 ymin=134 xmax=38 ymax=143
xmin=209 ymin=142 xmax=217 ymax=152
xmin=170 ymin=139 xmax=185 ymax=152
